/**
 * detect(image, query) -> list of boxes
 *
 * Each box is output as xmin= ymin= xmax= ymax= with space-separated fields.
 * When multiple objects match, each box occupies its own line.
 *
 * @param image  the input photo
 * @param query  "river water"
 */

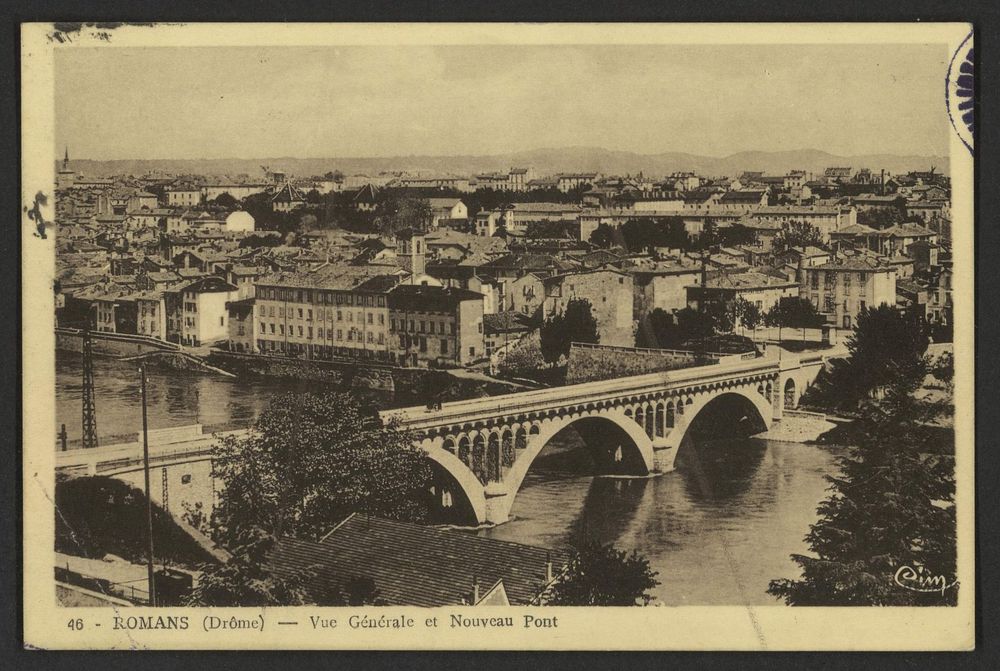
xmin=57 ymin=351 xmax=842 ymax=606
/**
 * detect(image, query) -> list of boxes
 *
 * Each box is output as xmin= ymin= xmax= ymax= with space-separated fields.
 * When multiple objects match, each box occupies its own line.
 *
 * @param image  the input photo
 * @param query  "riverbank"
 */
xmin=755 ymin=411 xmax=838 ymax=443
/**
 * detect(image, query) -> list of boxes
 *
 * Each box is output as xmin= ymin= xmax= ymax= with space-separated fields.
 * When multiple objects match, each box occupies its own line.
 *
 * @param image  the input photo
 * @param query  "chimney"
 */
xmin=880 ymin=169 xmax=885 ymax=196
xmin=545 ymin=552 xmax=553 ymax=582
xmin=472 ymin=575 xmax=480 ymax=604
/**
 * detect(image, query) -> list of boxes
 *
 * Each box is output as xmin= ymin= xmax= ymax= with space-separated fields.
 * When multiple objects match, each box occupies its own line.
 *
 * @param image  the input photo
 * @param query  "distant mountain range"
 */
xmin=65 ymin=147 xmax=948 ymax=181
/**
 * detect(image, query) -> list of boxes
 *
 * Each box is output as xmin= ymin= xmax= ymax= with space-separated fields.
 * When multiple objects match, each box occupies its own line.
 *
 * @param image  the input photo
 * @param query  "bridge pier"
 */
xmin=483 ymin=483 xmax=512 ymax=525
xmin=651 ymin=440 xmax=679 ymax=473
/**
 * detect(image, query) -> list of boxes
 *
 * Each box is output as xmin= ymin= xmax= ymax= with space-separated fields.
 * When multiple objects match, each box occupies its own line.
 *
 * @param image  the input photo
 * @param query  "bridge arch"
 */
xmin=671 ymin=387 xmax=772 ymax=455
xmin=783 ymin=377 xmax=797 ymax=409
xmin=487 ymin=409 xmax=656 ymax=526
xmin=424 ymin=447 xmax=488 ymax=524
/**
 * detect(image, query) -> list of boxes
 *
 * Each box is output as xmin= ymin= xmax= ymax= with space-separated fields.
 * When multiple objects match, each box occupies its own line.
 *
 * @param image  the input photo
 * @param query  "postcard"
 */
xmin=22 ymin=21 xmax=975 ymax=650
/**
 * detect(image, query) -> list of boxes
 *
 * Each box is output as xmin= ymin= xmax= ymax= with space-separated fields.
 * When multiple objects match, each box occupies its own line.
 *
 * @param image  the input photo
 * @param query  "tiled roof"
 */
xmin=719 ymin=190 xmax=765 ymax=203
xmin=270 ymin=515 xmax=569 ymax=606
xmin=814 ymin=256 xmax=892 ymax=271
xmin=271 ymin=183 xmax=306 ymax=203
xmin=257 ymin=264 xmax=398 ymax=291
xmin=703 ymin=271 xmax=797 ymax=290
xmin=484 ymin=311 xmax=533 ymax=333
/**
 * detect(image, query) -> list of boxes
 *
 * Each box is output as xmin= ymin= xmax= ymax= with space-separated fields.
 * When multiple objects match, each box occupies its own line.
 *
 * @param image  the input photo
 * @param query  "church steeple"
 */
xmin=63 ymin=146 xmax=69 ymax=169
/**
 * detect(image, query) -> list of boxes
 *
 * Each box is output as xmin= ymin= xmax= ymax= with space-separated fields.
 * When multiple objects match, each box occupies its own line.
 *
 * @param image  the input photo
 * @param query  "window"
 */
xmin=337 ymin=310 xmax=342 ymax=321
xmin=478 ymin=322 xmax=483 ymax=334
xmin=368 ymin=332 xmax=374 ymax=343
xmin=219 ymin=317 xmax=224 ymax=326
xmin=824 ymin=296 xmax=836 ymax=312
xmin=441 ymin=339 xmax=448 ymax=354
xmin=419 ymin=337 xmax=427 ymax=352
xmin=307 ymin=309 xmax=312 ymax=321
xmin=308 ymin=327 xmax=313 ymax=338
xmin=810 ymin=272 xmax=819 ymax=290
xmin=390 ymin=318 xmax=396 ymax=331
xmin=367 ymin=313 xmax=373 ymax=325
xmin=260 ymin=323 xmax=265 ymax=333
xmin=181 ymin=474 xmax=192 ymax=484
xmin=419 ymin=320 xmax=425 ymax=333
xmin=318 ymin=327 xmax=324 ymax=339
xmin=337 ymin=330 xmax=343 ymax=340
xmin=279 ymin=324 xmax=284 ymax=335
xmin=378 ymin=333 xmax=384 ymax=345
xmin=469 ymin=346 xmax=475 ymax=357
xmin=298 ymin=308 xmax=303 ymax=319
xmin=276 ymin=307 xmax=282 ymax=318
xmin=270 ymin=323 xmax=275 ymax=334
xmin=379 ymin=314 xmax=384 ymax=325
xmin=450 ymin=323 xmax=456 ymax=335
xmin=298 ymin=326 xmax=303 ymax=336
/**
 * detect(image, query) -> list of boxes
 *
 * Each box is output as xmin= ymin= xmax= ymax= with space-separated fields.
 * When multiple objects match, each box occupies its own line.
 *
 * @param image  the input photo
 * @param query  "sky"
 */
xmin=54 ymin=43 xmax=950 ymax=160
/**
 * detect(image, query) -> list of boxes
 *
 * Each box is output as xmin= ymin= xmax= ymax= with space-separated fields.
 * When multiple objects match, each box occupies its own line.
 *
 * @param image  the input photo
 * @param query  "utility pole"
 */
xmin=81 ymin=326 xmax=98 ymax=449
xmin=139 ymin=366 xmax=157 ymax=607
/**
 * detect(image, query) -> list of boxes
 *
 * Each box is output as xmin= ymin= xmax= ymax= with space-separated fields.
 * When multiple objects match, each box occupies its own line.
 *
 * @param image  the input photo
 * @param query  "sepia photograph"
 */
xmin=21 ymin=22 xmax=975 ymax=650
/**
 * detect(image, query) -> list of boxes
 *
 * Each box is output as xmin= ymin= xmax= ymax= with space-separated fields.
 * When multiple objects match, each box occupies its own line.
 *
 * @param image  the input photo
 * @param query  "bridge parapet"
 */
xmin=382 ymin=352 xmax=783 ymax=434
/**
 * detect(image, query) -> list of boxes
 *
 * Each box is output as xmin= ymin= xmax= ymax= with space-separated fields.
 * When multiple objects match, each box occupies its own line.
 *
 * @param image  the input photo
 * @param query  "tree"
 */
xmin=210 ymin=192 xmax=239 ymax=209
xmin=803 ymin=305 xmax=928 ymax=410
xmin=857 ymin=205 xmax=905 ymax=230
xmin=772 ymin=220 xmax=825 ymax=254
xmin=735 ymin=297 xmax=762 ymax=340
xmin=768 ymin=365 xmax=956 ymax=606
xmin=497 ymin=334 xmax=545 ymax=378
xmin=209 ymin=391 xmax=433 ymax=546
xmin=543 ymin=541 xmax=660 ymax=606
xmin=539 ymin=298 xmax=599 ymax=363
xmin=374 ymin=194 xmax=432 ymax=235
xmin=186 ymin=529 xmax=312 ymax=607
xmin=588 ymin=223 xmax=616 ymax=249
xmin=640 ymin=307 xmax=720 ymax=350
xmin=764 ymin=296 xmax=825 ymax=343
xmin=238 ymin=233 xmax=282 ymax=248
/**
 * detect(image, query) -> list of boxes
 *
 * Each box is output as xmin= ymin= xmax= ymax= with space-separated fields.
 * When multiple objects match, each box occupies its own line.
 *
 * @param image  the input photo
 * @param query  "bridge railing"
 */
xmin=383 ymin=351 xmax=784 ymax=428
xmin=55 ymin=326 xmax=181 ymax=352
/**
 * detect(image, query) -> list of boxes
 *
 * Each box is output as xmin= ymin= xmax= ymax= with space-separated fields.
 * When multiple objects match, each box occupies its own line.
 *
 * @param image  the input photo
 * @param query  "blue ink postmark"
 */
xmin=945 ymin=31 xmax=974 ymax=156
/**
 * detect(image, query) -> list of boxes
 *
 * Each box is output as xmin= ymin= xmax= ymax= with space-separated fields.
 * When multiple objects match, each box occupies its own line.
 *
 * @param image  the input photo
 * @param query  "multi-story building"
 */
xmin=426 ymin=198 xmax=469 ymax=228
xmin=167 ymin=276 xmax=239 ymax=347
xmin=800 ymin=256 xmax=897 ymax=329
xmin=387 ymin=284 xmax=486 ymax=367
xmin=686 ymin=272 xmax=799 ymax=327
xmin=627 ymin=261 xmax=703 ymax=317
xmin=226 ymin=298 xmax=256 ymax=353
xmin=556 ymin=173 xmax=599 ymax=193
xmin=749 ymin=205 xmax=857 ymax=242
xmin=135 ymin=291 xmax=167 ymax=340
xmin=254 ymin=266 xmax=401 ymax=359
xmin=541 ymin=268 xmax=635 ymax=348
xmin=166 ymin=187 xmax=204 ymax=208
xmin=271 ymin=183 xmax=307 ymax=212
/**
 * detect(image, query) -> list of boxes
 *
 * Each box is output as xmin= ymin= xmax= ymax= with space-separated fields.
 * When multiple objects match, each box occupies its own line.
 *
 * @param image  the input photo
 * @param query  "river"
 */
xmin=57 ymin=351 xmax=842 ymax=606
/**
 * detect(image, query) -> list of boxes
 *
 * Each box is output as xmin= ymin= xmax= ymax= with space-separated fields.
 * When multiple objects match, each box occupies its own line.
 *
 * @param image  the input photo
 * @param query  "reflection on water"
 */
xmin=55 ymin=351 xmax=403 ymax=443
xmin=481 ymin=434 xmax=843 ymax=606
xmin=58 ymin=351 xmax=842 ymax=606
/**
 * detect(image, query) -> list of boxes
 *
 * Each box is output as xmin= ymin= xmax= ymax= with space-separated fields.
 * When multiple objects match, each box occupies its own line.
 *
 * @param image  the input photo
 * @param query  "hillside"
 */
xmin=65 ymin=147 xmax=948 ymax=181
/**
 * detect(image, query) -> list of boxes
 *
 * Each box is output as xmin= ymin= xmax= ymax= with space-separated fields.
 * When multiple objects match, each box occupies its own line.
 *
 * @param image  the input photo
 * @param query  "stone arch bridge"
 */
xmin=380 ymin=349 xmax=825 ymax=525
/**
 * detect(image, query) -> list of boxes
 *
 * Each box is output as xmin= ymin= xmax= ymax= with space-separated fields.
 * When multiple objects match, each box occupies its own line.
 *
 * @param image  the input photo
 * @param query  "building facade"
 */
xmin=800 ymin=258 xmax=897 ymax=329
